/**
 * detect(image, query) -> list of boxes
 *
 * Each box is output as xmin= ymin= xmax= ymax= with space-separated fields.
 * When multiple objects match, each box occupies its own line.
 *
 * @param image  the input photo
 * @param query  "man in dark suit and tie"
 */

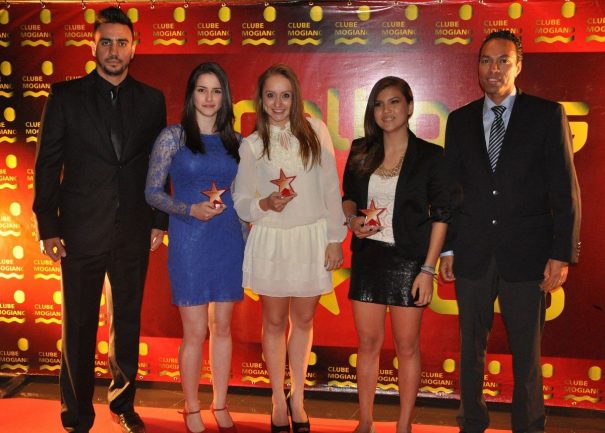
xmin=33 ymin=7 xmax=166 ymax=433
xmin=440 ymin=31 xmax=581 ymax=433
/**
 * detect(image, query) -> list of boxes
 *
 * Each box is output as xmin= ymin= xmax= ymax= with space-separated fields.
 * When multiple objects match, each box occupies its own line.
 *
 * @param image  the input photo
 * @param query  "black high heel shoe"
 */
xmin=271 ymin=405 xmax=291 ymax=433
xmin=286 ymin=394 xmax=310 ymax=433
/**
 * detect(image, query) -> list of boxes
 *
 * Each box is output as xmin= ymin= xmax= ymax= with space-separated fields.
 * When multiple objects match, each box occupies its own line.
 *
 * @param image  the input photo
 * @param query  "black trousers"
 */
xmin=59 ymin=237 xmax=150 ymax=433
xmin=455 ymin=257 xmax=546 ymax=433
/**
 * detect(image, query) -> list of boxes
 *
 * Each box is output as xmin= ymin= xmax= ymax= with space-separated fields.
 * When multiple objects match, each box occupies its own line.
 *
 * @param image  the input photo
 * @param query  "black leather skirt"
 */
xmin=348 ymin=239 xmax=423 ymax=307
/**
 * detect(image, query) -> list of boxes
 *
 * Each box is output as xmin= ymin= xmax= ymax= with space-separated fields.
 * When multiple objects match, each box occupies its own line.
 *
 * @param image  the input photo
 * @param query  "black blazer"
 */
xmin=33 ymin=71 xmax=167 ymax=255
xmin=444 ymin=90 xmax=581 ymax=281
xmin=342 ymin=131 xmax=452 ymax=260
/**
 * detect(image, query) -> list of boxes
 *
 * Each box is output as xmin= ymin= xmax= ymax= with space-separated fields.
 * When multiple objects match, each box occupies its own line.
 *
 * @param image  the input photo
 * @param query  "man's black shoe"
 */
xmin=111 ymin=411 xmax=146 ymax=433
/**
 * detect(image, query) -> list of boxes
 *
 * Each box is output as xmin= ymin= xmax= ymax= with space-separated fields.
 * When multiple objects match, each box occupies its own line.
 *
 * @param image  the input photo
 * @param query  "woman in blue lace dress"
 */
xmin=145 ymin=62 xmax=242 ymax=433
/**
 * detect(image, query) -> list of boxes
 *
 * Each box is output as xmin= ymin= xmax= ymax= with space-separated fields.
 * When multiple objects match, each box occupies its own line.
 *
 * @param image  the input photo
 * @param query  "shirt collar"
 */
xmin=483 ymin=87 xmax=516 ymax=116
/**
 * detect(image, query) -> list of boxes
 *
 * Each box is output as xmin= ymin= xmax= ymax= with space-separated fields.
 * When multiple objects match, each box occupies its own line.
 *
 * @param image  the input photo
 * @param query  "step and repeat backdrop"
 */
xmin=0 ymin=0 xmax=604 ymax=410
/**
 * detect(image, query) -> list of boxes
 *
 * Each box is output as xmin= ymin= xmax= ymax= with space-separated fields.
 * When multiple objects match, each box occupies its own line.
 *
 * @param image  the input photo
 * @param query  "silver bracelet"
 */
xmin=420 ymin=264 xmax=436 ymax=274
xmin=346 ymin=214 xmax=357 ymax=229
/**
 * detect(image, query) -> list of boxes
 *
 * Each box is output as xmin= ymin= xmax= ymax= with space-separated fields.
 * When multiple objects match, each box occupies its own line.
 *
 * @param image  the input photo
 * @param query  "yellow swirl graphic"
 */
xmin=94 ymin=367 xmax=109 ymax=374
xmin=21 ymin=39 xmax=53 ymax=47
xmin=482 ymin=389 xmax=500 ymax=396
xmin=377 ymin=383 xmax=399 ymax=391
xmin=0 ymin=317 xmax=26 ymax=324
xmin=35 ymin=318 xmax=61 ymax=325
xmin=24 ymin=90 xmax=49 ymax=98
xmin=137 ymin=368 xmax=149 ymax=375
xmin=40 ymin=364 xmax=61 ymax=371
xmin=197 ymin=38 xmax=230 ymax=46
xmin=27 ymin=136 xmax=37 ymax=143
xmin=242 ymin=38 xmax=276 ymax=46
xmin=153 ymin=38 xmax=186 ymax=46
xmin=288 ymin=38 xmax=321 ymax=46
xmin=544 ymin=393 xmax=554 ymax=400
xmin=0 ymin=183 xmax=17 ymax=189
xmin=304 ymin=379 xmax=317 ymax=386
xmin=98 ymin=320 xmax=106 ymax=326
xmin=327 ymin=380 xmax=357 ymax=388
xmin=585 ymin=35 xmax=605 ymax=43
xmin=65 ymin=40 xmax=92 ymax=47
xmin=159 ymin=370 xmax=181 ymax=377
xmin=534 ymin=36 xmax=573 ymax=44
xmin=563 ymin=394 xmax=600 ymax=403
xmin=335 ymin=37 xmax=367 ymax=45
xmin=0 ymin=41 xmax=11 ymax=47
xmin=0 ymin=91 xmax=13 ymax=98
xmin=419 ymin=386 xmax=454 ymax=394
xmin=244 ymin=288 xmax=259 ymax=301
xmin=382 ymin=37 xmax=416 ymax=45
xmin=0 ymin=273 xmax=24 ymax=279
xmin=1 ymin=364 xmax=28 ymax=371
xmin=435 ymin=37 xmax=472 ymax=45
xmin=28 ymin=183 xmax=33 ymax=189
xmin=201 ymin=373 xmax=212 ymax=380
xmin=34 ymin=273 xmax=61 ymax=280
xmin=0 ymin=137 xmax=17 ymax=143
xmin=241 ymin=375 xmax=271 ymax=384
xmin=0 ymin=230 xmax=20 ymax=236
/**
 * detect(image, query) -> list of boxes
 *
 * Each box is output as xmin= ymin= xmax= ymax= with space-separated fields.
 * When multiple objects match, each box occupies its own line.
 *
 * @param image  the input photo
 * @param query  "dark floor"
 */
xmin=2 ymin=375 xmax=605 ymax=432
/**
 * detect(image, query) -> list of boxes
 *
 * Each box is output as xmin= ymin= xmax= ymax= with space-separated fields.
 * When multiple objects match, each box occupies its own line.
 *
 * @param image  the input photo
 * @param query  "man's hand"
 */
xmin=439 ymin=255 xmax=455 ymax=282
xmin=540 ymin=259 xmax=568 ymax=292
xmin=150 ymin=228 xmax=164 ymax=251
xmin=41 ymin=238 xmax=66 ymax=262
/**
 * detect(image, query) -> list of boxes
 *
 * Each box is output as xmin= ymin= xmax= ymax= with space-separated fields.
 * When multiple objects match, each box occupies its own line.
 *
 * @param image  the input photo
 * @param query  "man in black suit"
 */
xmin=440 ymin=31 xmax=581 ymax=433
xmin=33 ymin=7 xmax=166 ymax=433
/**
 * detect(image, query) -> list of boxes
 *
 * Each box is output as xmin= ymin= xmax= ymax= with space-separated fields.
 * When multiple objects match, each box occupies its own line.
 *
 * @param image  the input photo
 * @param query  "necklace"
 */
xmin=375 ymin=152 xmax=405 ymax=179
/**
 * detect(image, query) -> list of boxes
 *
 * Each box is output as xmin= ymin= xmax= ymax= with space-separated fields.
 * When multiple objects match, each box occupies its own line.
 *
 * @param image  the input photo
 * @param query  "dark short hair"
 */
xmin=94 ymin=6 xmax=134 ymax=37
xmin=480 ymin=30 xmax=523 ymax=62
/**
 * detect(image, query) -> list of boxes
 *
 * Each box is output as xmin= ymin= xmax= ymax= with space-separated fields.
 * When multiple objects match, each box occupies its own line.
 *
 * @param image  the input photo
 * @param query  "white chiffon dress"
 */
xmin=233 ymin=118 xmax=346 ymax=297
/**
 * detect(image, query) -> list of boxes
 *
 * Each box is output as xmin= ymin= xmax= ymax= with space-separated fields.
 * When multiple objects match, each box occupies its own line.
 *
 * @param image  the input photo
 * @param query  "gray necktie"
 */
xmin=487 ymin=105 xmax=506 ymax=171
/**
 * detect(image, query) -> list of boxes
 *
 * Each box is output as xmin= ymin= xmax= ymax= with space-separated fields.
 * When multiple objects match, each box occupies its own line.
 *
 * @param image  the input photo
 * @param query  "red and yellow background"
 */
xmin=0 ymin=0 xmax=604 ymax=410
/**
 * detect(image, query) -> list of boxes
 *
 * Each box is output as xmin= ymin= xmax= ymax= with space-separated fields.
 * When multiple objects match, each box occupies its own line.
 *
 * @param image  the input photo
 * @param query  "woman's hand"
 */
xmin=190 ymin=201 xmax=225 ymax=221
xmin=259 ymin=192 xmax=296 ymax=213
xmin=349 ymin=216 xmax=381 ymax=239
xmin=324 ymin=242 xmax=343 ymax=271
xmin=412 ymin=272 xmax=434 ymax=306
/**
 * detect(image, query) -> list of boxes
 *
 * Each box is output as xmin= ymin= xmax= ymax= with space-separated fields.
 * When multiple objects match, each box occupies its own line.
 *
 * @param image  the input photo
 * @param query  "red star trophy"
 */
xmin=202 ymin=181 xmax=228 ymax=208
xmin=360 ymin=199 xmax=386 ymax=227
xmin=270 ymin=169 xmax=297 ymax=197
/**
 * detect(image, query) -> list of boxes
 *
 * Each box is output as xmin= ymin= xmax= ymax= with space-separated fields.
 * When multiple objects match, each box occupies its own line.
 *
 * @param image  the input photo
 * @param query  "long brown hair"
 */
xmin=349 ymin=76 xmax=413 ymax=176
xmin=254 ymin=64 xmax=321 ymax=170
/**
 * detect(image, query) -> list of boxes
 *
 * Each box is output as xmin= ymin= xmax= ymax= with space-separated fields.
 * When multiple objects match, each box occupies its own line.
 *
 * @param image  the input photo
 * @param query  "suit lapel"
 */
xmin=394 ymin=131 xmax=418 ymax=204
xmin=468 ymin=99 xmax=494 ymax=174
xmin=495 ymin=90 xmax=524 ymax=174
xmin=81 ymin=75 xmax=111 ymax=149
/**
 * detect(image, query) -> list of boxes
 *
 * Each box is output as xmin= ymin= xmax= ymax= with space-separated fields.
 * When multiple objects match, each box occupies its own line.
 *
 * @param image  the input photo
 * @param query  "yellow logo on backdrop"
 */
xmin=153 ymin=7 xmax=187 ymax=46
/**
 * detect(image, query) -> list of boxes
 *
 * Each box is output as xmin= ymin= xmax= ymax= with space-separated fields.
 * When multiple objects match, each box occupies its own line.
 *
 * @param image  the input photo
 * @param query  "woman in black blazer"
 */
xmin=342 ymin=76 xmax=451 ymax=433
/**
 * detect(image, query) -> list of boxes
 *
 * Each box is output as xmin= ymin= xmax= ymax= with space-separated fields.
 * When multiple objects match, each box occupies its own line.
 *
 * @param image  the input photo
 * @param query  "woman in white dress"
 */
xmin=233 ymin=64 xmax=346 ymax=433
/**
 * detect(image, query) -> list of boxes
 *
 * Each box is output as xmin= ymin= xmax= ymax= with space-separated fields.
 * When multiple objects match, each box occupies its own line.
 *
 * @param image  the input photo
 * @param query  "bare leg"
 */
xmin=261 ymin=295 xmax=290 ymax=426
xmin=351 ymin=301 xmax=387 ymax=433
xmin=287 ymin=296 xmax=321 ymax=423
xmin=179 ymin=304 xmax=209 ymax=432
xmin=209 ymin=301 xmax=236 ymax=428
xmin=390 ymin=306 xmax=423 ymax=433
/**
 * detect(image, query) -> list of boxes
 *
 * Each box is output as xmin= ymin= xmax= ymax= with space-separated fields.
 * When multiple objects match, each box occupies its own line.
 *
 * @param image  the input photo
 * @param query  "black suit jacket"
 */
xmin=444 ymin=90 xmax=581 ymax=281
xmin=343 ymin=131 xmax=452 ymax=260
xmin=33 ymin=71 xmax=167 ymax=255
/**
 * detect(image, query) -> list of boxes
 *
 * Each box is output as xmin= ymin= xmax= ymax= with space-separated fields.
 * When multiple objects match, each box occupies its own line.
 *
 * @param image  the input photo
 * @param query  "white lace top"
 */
xmin=233 ymin=118 xmax=346 ymax=243
xmin=367 ymin=173 xmax=398 ymax=244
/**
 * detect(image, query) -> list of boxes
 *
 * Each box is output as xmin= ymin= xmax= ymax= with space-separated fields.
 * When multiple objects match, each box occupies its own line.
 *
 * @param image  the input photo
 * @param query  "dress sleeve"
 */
xmin=232 ymin=137 xmax=269 ymax=223
xmin=427 ymin=148 xmax=453 ymax=224
xmin=316 ymin=119 xmax=347 ymax=243
xmin=145 ymin=126 xmax=191 ymax=218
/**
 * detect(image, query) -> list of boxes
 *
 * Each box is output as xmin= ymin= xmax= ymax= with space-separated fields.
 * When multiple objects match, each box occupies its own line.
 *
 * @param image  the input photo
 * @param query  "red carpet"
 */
xmin=0 ymin=398 xmax=509 ymax=432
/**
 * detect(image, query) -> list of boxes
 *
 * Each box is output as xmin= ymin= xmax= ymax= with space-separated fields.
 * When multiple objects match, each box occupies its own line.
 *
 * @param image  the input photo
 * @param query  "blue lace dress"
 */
xmin=145 ymin=125 xmax=244 ymax=306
